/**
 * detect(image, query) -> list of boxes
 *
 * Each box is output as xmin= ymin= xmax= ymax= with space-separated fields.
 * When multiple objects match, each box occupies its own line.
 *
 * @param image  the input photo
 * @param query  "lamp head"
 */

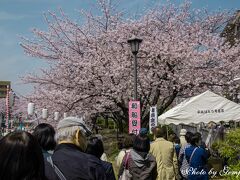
xmin=127 ymin=36 xmax=142 ymax=55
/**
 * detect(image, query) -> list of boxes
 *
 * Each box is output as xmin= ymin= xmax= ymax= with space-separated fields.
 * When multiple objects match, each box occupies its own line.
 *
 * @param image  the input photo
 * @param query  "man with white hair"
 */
xmin=45 ymin=116 xmax=106 ymax=180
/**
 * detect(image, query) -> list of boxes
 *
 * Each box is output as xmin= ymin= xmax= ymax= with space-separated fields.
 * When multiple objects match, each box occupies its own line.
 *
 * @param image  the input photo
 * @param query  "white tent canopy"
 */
xmin=158 ymin=90 xmax=240 ymax=125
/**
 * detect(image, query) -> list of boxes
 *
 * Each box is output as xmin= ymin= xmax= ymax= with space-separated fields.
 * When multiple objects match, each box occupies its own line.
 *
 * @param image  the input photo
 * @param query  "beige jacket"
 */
xmin=115 ymin=149 xmax=131 ymax=168
xmin=150 ymin=138 xmax=179 ymax=180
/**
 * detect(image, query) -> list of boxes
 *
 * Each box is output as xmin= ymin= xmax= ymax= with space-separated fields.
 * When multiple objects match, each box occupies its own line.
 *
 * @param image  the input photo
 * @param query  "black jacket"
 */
xmin=45 ymin=143 xmax=106 ymax=180
xmin=101 ymin=161 xmax=116 ymax=180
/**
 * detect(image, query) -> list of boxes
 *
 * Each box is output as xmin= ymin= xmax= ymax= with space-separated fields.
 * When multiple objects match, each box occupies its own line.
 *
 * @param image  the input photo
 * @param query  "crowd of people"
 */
xmin=116 ymin=127 xmax=210 ymax=180
xmin=0 ymin=116 xmax=210 ymax=180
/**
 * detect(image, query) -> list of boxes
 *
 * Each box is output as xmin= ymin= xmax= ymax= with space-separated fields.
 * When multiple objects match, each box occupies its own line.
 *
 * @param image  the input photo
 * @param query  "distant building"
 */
xmin=0 ymin=81 xmax=11 ymax=98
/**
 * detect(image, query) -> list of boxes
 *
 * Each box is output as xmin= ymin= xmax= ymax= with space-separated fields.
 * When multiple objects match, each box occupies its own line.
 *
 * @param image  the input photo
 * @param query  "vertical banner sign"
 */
xmin=129 ymin=101 xmax=141 ymax=135
xmin=149 ymin=106 xmax=158 ymax=133
xmin=5 ymin=85 xmax=10 ymax=131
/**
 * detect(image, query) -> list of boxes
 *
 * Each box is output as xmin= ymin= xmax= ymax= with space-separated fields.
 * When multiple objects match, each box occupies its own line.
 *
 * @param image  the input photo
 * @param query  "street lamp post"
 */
xmin=127 ymin=36 xmax=142 ymax=100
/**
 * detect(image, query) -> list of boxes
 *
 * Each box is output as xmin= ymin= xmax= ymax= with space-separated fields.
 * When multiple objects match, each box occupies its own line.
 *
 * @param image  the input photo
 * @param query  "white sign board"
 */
xmin=149 ymin=106 xmax=158 ymax=133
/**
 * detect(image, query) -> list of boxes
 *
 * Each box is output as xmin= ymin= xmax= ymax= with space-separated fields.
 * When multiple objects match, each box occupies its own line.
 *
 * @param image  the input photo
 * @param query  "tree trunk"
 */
xmin=141 ymin=89 xmax=179 ymax=128
xmin=105 ymin=117 xmax=109 ymax=128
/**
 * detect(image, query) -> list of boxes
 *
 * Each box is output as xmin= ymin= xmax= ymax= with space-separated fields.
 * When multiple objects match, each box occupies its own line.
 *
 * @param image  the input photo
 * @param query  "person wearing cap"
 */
xmin=179 ymin=129 xmax=187 ymax=147
xmin=139 ymin=128 xmax=148 ymax=136
xmin=45 ymin=116 xmax=106 ymax=180
xmin=178 ymin=131 xmax=193 ymax=179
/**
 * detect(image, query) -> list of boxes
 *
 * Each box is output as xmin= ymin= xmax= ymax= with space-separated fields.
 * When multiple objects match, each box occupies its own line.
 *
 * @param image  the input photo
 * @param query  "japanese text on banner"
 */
xmin=149 ymin=106 xmax=158 ymax=134
xmin=129 ymin=101 xmax=141 ymax=135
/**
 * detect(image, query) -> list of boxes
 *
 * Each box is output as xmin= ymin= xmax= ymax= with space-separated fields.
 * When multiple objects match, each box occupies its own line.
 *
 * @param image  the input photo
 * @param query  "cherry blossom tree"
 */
xmin=11 ymin=96 xmax=28 ymax=118
xmin=20 ymin=1 xmax=240 ymax=131
xmin=0 ymin=93 xmax=28 ymax=129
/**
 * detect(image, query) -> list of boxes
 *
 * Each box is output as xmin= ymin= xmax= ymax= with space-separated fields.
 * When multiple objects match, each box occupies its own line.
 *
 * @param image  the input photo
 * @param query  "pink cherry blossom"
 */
xmin=19 ymin=1 xmax=240 ymax=128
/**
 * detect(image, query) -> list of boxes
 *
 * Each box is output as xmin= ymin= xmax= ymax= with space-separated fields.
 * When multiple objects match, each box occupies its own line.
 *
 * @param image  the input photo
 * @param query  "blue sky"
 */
xmin=1 ymin=0 xmax=240 ymax=96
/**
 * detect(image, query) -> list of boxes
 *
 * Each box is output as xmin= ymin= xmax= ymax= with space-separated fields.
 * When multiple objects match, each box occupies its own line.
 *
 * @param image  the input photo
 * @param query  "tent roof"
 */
xmin=158 ymin=90 xmax=240 ymax=125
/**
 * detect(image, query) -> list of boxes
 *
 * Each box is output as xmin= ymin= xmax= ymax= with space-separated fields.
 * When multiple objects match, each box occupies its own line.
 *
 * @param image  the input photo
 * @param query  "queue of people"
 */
xmin=0 ymin=116 xmax=112 ymax=180
xmin=0 ymin=116 xmax=210 ymax=180
xmin=117 ymin=127 xmax=210 ymax=180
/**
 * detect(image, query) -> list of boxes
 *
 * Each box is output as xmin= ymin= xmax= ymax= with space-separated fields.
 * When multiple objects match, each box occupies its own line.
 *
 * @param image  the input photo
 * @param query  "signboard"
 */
xmin=129 ymin=101 xmax=141 ymax=135
xmin=149 ymin=106 xmax=158 ymax=133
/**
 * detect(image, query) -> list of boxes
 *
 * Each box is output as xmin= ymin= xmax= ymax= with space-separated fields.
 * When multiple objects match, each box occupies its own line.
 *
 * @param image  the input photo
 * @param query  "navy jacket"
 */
xmin=101 ymin=161 xmax=116 ymax=180
xmin=45 ymin=143 xmax=106 ymax=180
xmin=185 ymin=145 xmax=209 ymax=180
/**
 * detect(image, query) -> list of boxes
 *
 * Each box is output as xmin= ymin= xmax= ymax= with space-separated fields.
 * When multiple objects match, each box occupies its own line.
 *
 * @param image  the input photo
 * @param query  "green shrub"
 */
xmin=214 ymin=128 xmax=240 ymax=179
xmin=96 ymin=118 xmax=104 ymax=125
